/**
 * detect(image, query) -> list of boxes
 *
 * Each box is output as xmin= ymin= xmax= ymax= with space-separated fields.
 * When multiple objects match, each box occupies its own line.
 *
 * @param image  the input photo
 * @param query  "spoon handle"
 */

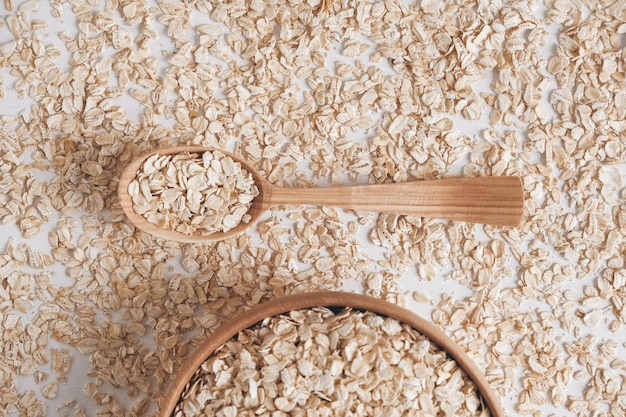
xmin=268 ymin=176 xmax=524 ymax=227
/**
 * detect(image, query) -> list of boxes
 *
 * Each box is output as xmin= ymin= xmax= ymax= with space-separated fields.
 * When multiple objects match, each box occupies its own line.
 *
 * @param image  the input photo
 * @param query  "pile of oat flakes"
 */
xmin=0 ymin=0 xmax=625 ymax=416
xmin=175 ymin=308 xmax=489 ymax=417
xmin=128 ymin=150 xmax=260 ymax=235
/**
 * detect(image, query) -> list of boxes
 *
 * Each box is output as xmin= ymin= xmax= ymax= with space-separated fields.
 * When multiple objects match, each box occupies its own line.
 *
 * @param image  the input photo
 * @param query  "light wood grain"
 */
xmin=118 ymin=146 xmax=524 ymax=243
xmin=266 ymin=176 xmax=524 ymax=226
xmin=158 ymin=291 xmax=505 ymax=417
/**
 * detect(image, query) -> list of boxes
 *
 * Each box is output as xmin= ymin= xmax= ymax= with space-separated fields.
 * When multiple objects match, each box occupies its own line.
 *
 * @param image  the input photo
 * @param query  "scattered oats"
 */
xmin=41 ymin=382 xmax=59 ymax=400
xmin=1 ymin=0 xmax=625 ymax=416
xmin=413 ymin=291 xmax=431 ymax=304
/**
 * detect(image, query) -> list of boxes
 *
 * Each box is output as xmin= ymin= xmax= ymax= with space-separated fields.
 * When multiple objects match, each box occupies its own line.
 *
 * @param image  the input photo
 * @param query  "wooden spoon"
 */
xmin=118 ymin=145 xmax=524 ymax=243
xmin=158 ymin=291 xmax=506 ymax=417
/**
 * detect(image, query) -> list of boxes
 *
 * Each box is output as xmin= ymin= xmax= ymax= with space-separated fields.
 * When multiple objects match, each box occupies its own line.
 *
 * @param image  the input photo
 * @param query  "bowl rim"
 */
xmin=159 ymin=291 xmax=504 ymax=417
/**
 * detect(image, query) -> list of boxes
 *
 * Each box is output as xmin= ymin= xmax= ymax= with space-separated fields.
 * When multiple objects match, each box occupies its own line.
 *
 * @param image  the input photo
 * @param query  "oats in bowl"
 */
xmin=174 ymin=307 xmax=489 ymax=417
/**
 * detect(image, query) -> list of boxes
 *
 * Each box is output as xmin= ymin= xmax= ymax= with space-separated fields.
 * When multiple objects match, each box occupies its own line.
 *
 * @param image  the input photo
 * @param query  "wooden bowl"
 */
xmin=159 ymin=291 xmax=504 ymax=417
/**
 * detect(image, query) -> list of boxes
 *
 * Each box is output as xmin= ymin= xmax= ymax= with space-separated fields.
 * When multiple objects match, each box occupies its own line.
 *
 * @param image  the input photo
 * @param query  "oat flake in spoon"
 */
xmin=127 ymin=150 xmax=260 ymax=236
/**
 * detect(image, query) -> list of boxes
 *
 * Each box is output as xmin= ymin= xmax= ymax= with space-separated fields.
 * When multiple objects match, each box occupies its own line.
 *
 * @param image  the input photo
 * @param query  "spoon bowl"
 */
xmin=118 ymin=146 xmax=524 ymax=243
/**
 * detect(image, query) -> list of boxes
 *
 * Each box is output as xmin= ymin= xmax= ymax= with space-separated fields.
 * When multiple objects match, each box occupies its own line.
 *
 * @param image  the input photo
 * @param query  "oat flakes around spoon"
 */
xmin=117 ymin=146 xmax=524 ymax=244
